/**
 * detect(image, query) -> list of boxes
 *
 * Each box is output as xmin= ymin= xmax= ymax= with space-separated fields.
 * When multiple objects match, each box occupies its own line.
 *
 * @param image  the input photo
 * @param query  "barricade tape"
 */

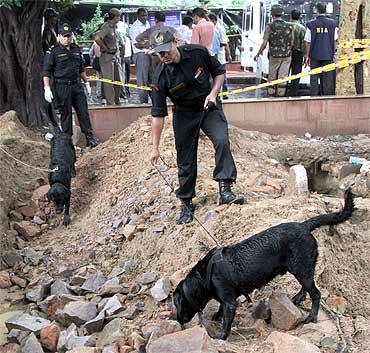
xmin=88 ymin=50 xmax=370 ymax=97
xmin=338 ymin=38 xmax=370 ymax=49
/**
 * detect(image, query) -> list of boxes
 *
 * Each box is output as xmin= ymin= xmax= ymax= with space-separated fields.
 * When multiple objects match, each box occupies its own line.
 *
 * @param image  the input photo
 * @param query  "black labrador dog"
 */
xmin=173 ymin=189 xmax=354 ymax=340
xmin=47 ymin=131 xmax=76 ymax=226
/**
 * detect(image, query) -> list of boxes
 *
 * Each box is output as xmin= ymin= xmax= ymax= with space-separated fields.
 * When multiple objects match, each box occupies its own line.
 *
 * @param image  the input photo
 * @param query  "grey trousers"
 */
xmin=100 ymin=53 xmax=122 ymax=105
xmin=268 ymin=56 xmax=292 ymax=96
xmin=133 ymin=52 xmax=152 ymax=103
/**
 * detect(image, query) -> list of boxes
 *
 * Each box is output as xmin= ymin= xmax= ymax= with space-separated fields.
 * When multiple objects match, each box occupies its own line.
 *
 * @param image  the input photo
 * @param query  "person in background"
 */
xmin=150 ymin=27 xmax=244 ymax=225
xmin=129 ymin=8 xmax=151 ymax=103
xmin=178 ymin=15 xmax=193 ymax=45
xmin=89 ymin=41 xmax=103 ymax=101
xmin=304 ymin=2 xmax=338 ymax=96
xmin=208 ymin=13 xmax=232 ymax=97
xmin=43 ymin=23 xmax=99 ymax=148
xmin=254 ymin=4 xmax=293 ymax=97
xmin=94 ymin=8 xmax=123 ymax=106
xmin=288 ymin=9 xmax=306 ymax=97
xmin=191 ymin=7 xmax=215 ymax=54
xmin=42 ymin=8 xmax=59 ymax=54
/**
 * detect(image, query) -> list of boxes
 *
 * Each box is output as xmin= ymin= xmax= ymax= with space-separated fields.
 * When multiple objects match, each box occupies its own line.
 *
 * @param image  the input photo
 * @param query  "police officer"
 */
xmin=43 ymin=23 xmax=99 ymax=147
xmin=304 ymin=3 xmax=337 ymax=96
xmin=42 ymin=8 xmax=59 ymax=55
xmin=254 ymin=5 xmax=293 ymax=97
xmin=149 ymin=27 xmax=244 ymax=225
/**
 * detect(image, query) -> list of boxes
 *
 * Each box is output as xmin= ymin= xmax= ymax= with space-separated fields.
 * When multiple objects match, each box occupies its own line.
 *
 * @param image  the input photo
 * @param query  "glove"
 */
xmin=85 ymin=82 xmax=91 ymax=96
xmin=44 ymin=86 xmax=53 ymax=103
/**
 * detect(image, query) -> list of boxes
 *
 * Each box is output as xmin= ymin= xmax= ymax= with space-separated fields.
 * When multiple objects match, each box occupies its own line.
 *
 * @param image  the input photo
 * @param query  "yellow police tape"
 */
xmin=338 ymin=39 xmax=370 ymax=49
xmin=88 ymin=49 xmax=370 ymax=97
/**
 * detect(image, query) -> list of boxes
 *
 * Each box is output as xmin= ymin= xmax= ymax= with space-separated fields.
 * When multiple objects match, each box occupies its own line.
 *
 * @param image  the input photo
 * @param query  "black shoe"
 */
xmin=85 ymin=133 xmax=100 ymax=148
xmin=218 ymin=180 xmax=244 ymax=205
xmin=177 ymin=200 xmax=195 ymax=225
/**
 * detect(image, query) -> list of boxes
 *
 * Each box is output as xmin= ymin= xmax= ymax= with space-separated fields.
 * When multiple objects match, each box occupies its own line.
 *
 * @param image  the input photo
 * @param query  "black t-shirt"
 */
xmin=151 ymin=44 xmax=225 ymax=117
xmin=43 ymin=43 xmax=85 ymax=81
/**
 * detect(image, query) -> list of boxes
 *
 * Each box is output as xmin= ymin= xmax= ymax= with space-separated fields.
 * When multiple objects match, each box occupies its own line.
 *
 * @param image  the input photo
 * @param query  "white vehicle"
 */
xmin=241 ymin=0 xmax=310 ymax=85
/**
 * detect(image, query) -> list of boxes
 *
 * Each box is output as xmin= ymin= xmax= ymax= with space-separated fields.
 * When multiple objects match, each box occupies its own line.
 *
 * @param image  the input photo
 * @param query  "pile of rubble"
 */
xmin=1 ymin=112 xmax=370 ymax=352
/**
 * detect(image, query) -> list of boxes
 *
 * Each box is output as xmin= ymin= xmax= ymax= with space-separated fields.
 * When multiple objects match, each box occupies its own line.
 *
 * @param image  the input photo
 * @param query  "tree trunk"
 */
xmin=0 ymin=0 xmax=48 ymax=128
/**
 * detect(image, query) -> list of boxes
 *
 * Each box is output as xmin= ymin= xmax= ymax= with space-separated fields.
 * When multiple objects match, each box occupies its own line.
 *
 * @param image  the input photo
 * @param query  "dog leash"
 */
xmin=0 ymin=144 xmax=58 ymax=173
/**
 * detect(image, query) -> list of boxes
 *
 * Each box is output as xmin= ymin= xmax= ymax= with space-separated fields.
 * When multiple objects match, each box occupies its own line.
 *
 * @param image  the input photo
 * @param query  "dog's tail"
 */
xmin=302 ymin=189 xmax=354 ymax=232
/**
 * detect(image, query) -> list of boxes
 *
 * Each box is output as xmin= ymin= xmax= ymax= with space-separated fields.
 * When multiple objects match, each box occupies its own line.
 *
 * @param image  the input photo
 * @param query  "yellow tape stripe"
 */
xmin=87 ymin=76 xmax=152 ymax=91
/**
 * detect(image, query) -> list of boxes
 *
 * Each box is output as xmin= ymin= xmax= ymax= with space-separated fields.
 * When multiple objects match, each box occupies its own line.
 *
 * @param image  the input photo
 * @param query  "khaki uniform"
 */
xmin=263 ymin=20 xmax=293 ymax=97
xmin=96 ymin=22 xmax=122 ymax=105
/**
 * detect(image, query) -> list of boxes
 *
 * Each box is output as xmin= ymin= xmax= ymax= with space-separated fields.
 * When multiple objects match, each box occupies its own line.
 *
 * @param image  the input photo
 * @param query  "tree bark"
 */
xmin=0 ymin=0 xmax=48 ymax=127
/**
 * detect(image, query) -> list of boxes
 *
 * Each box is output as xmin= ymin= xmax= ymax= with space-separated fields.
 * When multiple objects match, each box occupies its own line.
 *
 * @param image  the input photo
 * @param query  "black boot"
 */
xmin=219 ymin=180 xmax=244 ymax=205
xmin=177 ymin=199 xmax=195 ymax=225
xmin=85 ymin=133 xmax=100 ymax=148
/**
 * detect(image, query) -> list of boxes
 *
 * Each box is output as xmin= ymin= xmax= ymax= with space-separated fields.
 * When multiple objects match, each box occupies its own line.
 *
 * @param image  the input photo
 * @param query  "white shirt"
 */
xmin=129 ymin=19 xmax=150 ymax=54
xmin=178 ymin=25 xmax=192 ymax=44
xmin=124 ymin=36 xmax=132 ymax=58
xmin=217 ymin=23 xmax=228 ymax=64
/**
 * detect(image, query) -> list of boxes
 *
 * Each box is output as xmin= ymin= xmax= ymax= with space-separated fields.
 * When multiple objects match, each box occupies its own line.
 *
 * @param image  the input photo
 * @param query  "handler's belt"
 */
xmin=55 ymin=79 xmax=79 ymax=85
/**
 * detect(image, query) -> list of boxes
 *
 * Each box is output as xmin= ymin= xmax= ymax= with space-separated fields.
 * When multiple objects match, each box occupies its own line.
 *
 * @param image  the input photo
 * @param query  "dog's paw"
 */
xmin=63 ymin=215 xmax=71 ymax=226
xmin=304 ymin=315 xmax=318 ymax=324
xmin=212 ymin=332 xmax=228 ymax=340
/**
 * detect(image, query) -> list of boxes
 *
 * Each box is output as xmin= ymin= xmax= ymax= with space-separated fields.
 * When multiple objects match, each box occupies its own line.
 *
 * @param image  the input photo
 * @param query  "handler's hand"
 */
xmin=85 ymin=82 xmax=92 ymax=96
xmin=204 ymin=94 xmax=217 ymax=110
xmin=44 ymin=86 xmax=53 ymax=103
xmin=150 ymin=147 xmax=160 ymax=165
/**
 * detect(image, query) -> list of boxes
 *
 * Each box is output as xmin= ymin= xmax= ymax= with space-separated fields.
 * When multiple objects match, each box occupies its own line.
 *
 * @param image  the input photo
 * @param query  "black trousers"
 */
xmin=310 ymin=59 xmax=336 ymax=96
xmin=289 ymin=49 xmax=303 ymax=97
xmin=173 ymin=105 xmax=237 ymax=200
xmin=54 ymin=82 xmax=93 ymax=136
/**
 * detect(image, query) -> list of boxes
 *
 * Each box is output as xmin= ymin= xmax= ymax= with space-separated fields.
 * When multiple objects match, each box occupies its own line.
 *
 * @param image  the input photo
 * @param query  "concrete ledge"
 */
xmin=87 ymin=95 xmax=370 ymax=141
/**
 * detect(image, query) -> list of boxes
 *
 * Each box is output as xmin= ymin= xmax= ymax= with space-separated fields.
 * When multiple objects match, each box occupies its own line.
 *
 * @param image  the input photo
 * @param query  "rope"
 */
xmin=153 ymin=156 xmax=222 ymax=247
xmin=0 ymin=144 xmax=58 ymax=173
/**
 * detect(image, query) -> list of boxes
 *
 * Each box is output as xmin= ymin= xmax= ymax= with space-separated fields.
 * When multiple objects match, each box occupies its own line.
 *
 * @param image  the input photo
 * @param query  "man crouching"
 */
xmin=149 ymin=27 xmax=244 ymax=225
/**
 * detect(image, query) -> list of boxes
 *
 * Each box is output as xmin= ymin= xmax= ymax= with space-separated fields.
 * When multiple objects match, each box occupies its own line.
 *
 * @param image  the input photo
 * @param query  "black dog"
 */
xmin=173 ymin=189 xmax=354 ymax=340
xmin=47 ymin=131 xmax=76 ymax=226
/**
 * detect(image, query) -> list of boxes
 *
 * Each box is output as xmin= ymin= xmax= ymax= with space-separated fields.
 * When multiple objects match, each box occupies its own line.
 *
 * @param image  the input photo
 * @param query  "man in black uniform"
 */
xmin=43 ymin=23 xmax=99 ymax=147
xmin=150 ymin=27 xmax=244 ymax=225
xmin=42 ymin=8 xmax=59 ymax=54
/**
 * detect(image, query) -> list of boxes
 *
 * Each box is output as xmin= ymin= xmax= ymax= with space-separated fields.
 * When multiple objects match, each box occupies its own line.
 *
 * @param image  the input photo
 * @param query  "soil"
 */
xmin=1 ymin=110 xmax=370 ymax=352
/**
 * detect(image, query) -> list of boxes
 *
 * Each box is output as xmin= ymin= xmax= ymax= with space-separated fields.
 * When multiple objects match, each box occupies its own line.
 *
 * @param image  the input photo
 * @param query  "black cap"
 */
xmin=59 ymin=23 xmax=72 ymax=36
xmin=271 ymin=4 xmax=284 ymax=16
xmin=44 ymin=8 xmax=59 ymax=20
xmin=150 ymin=26 xmax=175 ymax=53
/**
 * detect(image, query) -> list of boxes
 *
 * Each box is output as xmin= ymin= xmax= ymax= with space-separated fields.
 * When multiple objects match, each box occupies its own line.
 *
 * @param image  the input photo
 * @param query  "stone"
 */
xmin=81 ymin=274 xmax=108 ymax=293
xmin=269 ymin=292 xmax=303 ymax=330
xmin=252 ymin=300 xmax=271 ymax=320
xmin=139 ymin=272 xmax=157 ymax=285
xmin=151 ymin=225 xmax=165 ymax=233
xmin=121 ymin=305 xmax=138 ymax=320
xmin=122 ymin=225 xmax=136 ymax=241
xmin=9 ymin=210 xmax=23 ymax=221
xmin=13 ymin=221 xmax=41 ymax=240
xmin=150 ymin=278 xmax=171 ymax=302
xmin=266 ymin=331 xmax=321 ymax=353
xmin=40 ymin=323 xmax=60 ymax=351
xmin=97 ymin=318 xmax=123 ymax=349
xmin=340 ymin=164 xmax=361 ymax=179
xmin=25 ymin=276 xmax=53 ymax=302
xmin=286 ymin=165 xmax=309 ymax=195
xmin=57 ymin=324 xmax=95 ymax=352
xmin=326 ymin=295 xmax=347 ymax=314
xmin=102 ymin=345 xmax=120 ymax=353
xmin=128 ymin=332 xmax=145 ymax=350
xmin=0 ymin=343 xmax=20 ymax=353
xmin=123 ymin=260 xmax=138 ymax=273
xmin=112 ymin=219 xmax=124 ymax=229
xmin=18 ymin=206 xmax=35 ymax=218
xmin=32 ymin=185 xmax=49 ymax=203
xmin=32 ymin=216 xmax=44 ymax=225
xmin=66 ymin=348 xmax=98 ymax=353
xmin=0 ymin=271 xmax=11 ymax=289
xmin=23 ymin=248 xmax=44 ymax=266
xmin=102 ymin=295 xmax=125 ymax=316
xmin=19 ymin=332 xmax=44 ymax=353
xmin=5 ymin=313 xmax=50 ymax=334
xmin=118 ymin=346 xmax=133 ymax=353
xmin=83 ymin=311 xmax=105 ymax=334
xmin=147 ymin=326 xmax=218 ymax=353
xmin=99 ymin=284 xmax=127 ymax=297
xmin=320 ymin=337 xmax=336 ymax=347
xmin=10 ymin=274 xmax=27 ymax=288
xmin=141 ymin=320 xmax=181 ymax=340
xmin=51 ymin=279 xmax=72 ymax=296
xmin=64 ymin=301 xmax=98 ymax=326
xmin=108 ymin=266 xmax=125 ymax=279
xmin=7 ymin=329 xmax=29 ymax=344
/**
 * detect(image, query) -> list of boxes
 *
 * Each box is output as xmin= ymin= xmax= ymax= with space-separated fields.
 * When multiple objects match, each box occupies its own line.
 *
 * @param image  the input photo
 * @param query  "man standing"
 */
xmin=150 ymin=27 xmax=244 ymax=225
xmin=304 ymin=3 xmax=337 ymax=96
xmin=191 ymin=7 xmax=214 ymax=54
xmin=289 ymin=9 xmax=306 ymax=96
xmin=94 ymin=8 xmax=123 ymax=106
xmin=178 ymin=15 xmax=193 ymax=45
xmin=43 ymin=23 xmax=99 ymax=148
xmin=254 ymin=5 xmax=293 ymax=97
xmin=129 ymin=8 xmax=151 ymax=103
xmin=42 ymin=8 xmax=59 ymax=54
